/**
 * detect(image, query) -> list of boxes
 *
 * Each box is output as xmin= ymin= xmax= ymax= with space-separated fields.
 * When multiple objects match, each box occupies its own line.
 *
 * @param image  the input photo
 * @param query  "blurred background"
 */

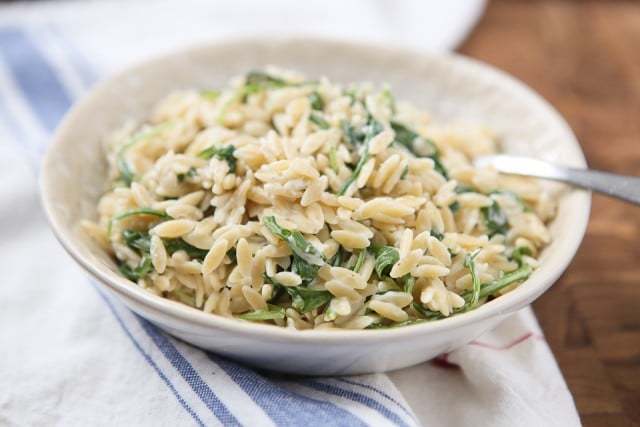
xmin=1 ymin=1 xmax=638 ymax=425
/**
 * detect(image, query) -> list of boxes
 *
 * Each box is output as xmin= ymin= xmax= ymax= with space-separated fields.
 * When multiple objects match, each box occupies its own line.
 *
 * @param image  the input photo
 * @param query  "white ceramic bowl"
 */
xmin=40 ymin=37 xmax=590 ymax=375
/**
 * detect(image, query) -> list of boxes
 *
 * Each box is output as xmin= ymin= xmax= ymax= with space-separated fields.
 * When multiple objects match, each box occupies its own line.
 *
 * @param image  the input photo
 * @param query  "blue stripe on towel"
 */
xmin=336 ymin=378 xmax=416 ymax=421
xmin=0 ymin=93 xmax=27 ymax=140
xmin=210 ymin=354 xmax=368 ymax=427
xmin=45 ymin=23 xmax=98 ymax=88
xmin=137 ymin=318 xmax=242 ymax=427
xmin=95 ymin=287 xmax=207 ymax=427
xmin=298 ymin=380 xmax=412 ymax=427
xmin=0 ymin=28 xmax=72 ymax=132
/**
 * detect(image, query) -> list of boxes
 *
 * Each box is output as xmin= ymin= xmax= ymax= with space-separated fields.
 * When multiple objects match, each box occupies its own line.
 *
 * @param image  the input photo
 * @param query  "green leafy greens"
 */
xmin=337 ymin=119 xmax=384 ymax=196
xmin=263 ymin=274 xmax=332 ymax=313
xmin=328 ymin=145 xmax=339 ymax=173
xmin=108 ymin=208 xmax=171 ymax=236
xmin=370 ymin=245 xmax=400 ymax=278
xmin=340 ymin=119 xmax=366 ymax=147
xmin=217 ymin=70 xmax=318 ymax=124
xmin=411 ymin=248 xmax=533 ymax=321
xmin=263 ymin=216 xmax=325 ymax=282
xmin=352 ymin=249 xmax=367 ymax=273
xmin=464 ymin=249 xmax=482 ymax=310
xmin=390 ymin=121 xmax=447 ymax=177
xmin=509 ymin=246 xmax=532 ymax=265
xmin=481 ymin=200 xmax=509 ymax=237
xmin=308 ymin=91 xmax=324 ymax=111
xmin=116 ymin=123 xmax=175 ymax=187
xmin=238 ymin=304 xmax=286 ymax=321
xmin=118 ymin=227 xmax=227 ymax=282
xmin=380 ymin=85 xmax=396 ymax=115
xmin=462 ymin=262 xmax=532 ymax=302
xmin=172 ymin=289 xmax=196 ymax=306
xmin=309 ymin=113 xmax=330 ymax=130
xmin=122 ymin=230 xmax=210 ymax=261
xmin=199 ymin=89 xmax=221 ymax=100
xmin=119 ymin=253 xmax=152 ymax=282
xmin=287 ymin=286 xmax=332 ymax=313
xmin=197 ymin=144 xmax=236 ymax=173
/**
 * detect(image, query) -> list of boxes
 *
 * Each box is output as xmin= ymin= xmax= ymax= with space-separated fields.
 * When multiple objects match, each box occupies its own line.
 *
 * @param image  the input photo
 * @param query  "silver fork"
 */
xmin=474 ymin=154 xmax=640 ymax=205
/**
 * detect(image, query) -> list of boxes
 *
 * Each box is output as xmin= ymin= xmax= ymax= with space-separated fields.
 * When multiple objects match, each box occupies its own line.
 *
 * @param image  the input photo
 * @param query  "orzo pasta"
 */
xmin=83 ymin=68 xmax=555 ymax=330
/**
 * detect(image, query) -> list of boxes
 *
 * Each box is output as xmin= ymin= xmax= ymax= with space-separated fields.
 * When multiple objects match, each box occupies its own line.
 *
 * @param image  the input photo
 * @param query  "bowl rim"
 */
xmin=40 ymin=35 xmax=591 ymax=345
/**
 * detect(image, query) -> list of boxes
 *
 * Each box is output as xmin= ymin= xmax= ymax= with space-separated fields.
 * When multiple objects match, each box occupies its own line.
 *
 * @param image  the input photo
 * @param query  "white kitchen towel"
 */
xmin=0 ymin=2 xmax=580 ymax=426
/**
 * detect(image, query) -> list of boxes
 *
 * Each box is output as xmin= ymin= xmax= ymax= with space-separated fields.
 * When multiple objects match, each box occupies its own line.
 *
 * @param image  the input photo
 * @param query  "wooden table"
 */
xmin=459 ymin=1 xmax=640 ymax=425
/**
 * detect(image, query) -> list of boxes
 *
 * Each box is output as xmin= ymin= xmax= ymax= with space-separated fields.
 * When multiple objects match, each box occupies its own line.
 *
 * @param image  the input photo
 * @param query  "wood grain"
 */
xmin=459 ymin=1 xmax=640 ymax=425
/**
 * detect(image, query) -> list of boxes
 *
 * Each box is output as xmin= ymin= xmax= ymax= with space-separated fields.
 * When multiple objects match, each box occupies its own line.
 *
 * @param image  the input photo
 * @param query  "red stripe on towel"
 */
xmin=468 ymin=332 xmax=545 ymax=351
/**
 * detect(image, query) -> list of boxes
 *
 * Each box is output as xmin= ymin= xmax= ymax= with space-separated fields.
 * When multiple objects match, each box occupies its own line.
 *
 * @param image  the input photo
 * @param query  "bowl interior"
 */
xmin=41 ymin=37 xmax=590 ymax=342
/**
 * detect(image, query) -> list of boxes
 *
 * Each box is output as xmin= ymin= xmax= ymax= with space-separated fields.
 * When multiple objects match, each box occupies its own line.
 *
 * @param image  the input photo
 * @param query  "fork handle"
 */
xmin=550 ymin=167 xmax=640 ymax=205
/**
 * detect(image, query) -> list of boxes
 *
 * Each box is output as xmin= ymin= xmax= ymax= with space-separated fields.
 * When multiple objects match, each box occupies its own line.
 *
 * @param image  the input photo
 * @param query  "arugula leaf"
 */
xmin=342 ymin=89 xmax=358 ymax=106
xmin=352 ymin=249 xmax=367 ymax=273
xmin=340 ymin=119 xmax=366 ymax=147
xmin=116 ymin=123 xmax=175 ymax=187
xmin=117 ymin=157 xmax=136 ymax=188
xmin=390 ymin=121 xmax=447 ymax=177
xmin=464 ymin=249 xmax=482 ymax=310
xmin=364 ymin=322 xmax=386 ymax=329
xmin=253 ymin=273 xmax=333 ymax=315
xmin=370 ymin=245 xmax=400 ymax=278
xmin=262 ymin=274 xmax=285 ymax=302
xmin=164 ymin=239 xmax=209 ymax=260
xmin=366 ymin=318 xmax=429 ymax=329
xmin=399 ymin=165 xmax=409 ymax=180
xmin=119 ymin=228 xmax=211 ymax=281
xmin=122 ymin=230 xmax=152 ymax=253
xmin=309 ymin=113 xmax=330 ymax=130
xmin=509 ymin=246 xmax=532 ymax=266
xmin=411 ymin=261 xmax=533 ymax=320
xmin=172 ymin=289 xmax=196 ymax=306
xmin=430 ymin=230 xmax=444 ymax=241
xmin=108 ymin=208 xmax=171 ymax=236
xmin=454 ymin=185 xmax=477 ymax=194
xmin=403 ymin=275 xmax=415 ymax=295
xmin=199 ymin=89 xmax=221 ymax=100
xmin=291 ymin=255 xmax=320 ymax=283
xmin=286 ymin=286 xmax=332 ymax=313
xmin=481 ymin=200 xmax=509 ymax=237
xmin=177 ymin=166 xmax=197 ymax=183
xmin=449 ymin=185 xmax=477 ymax=214
xmin=463 ymin=263 xmax=532 ymax=301
xmin=122 ymin=229 xmax=209 ymax=261
xmin=329 ymin=247 xmax=345 ymax=267
xmin=245 ymin=71 xmax=287 ymax=86
xmin=328 ymin=145 xmax=339 ymax=173
xmin=118 ymin=253 xmax=152 ymax=282
xmin=238 ymin=304 xmax=286 ymax=321
xmin=263 ymin=216 xmax=325 ymax=267
xmin=216 ymin=71 xmax=288 ymax=124
xmin=337 ymin=119 xmax=383 ymax=195
xmin=381 ymin=85 xmax=396 ymax=115
xmin=390 ymin=120 xmax=438 ymax=157
xmin=218 ymin=71 xmax=320 ymax=124
xmin=308 ymin=91 xmax=324 ymax=110
xmin=412 ymin=302 xmax=447 ymax=320
xmin=226 ymin=247 xmax=237 ymax=263
xmin=197 ymin=144 xmax=236 ymax=173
